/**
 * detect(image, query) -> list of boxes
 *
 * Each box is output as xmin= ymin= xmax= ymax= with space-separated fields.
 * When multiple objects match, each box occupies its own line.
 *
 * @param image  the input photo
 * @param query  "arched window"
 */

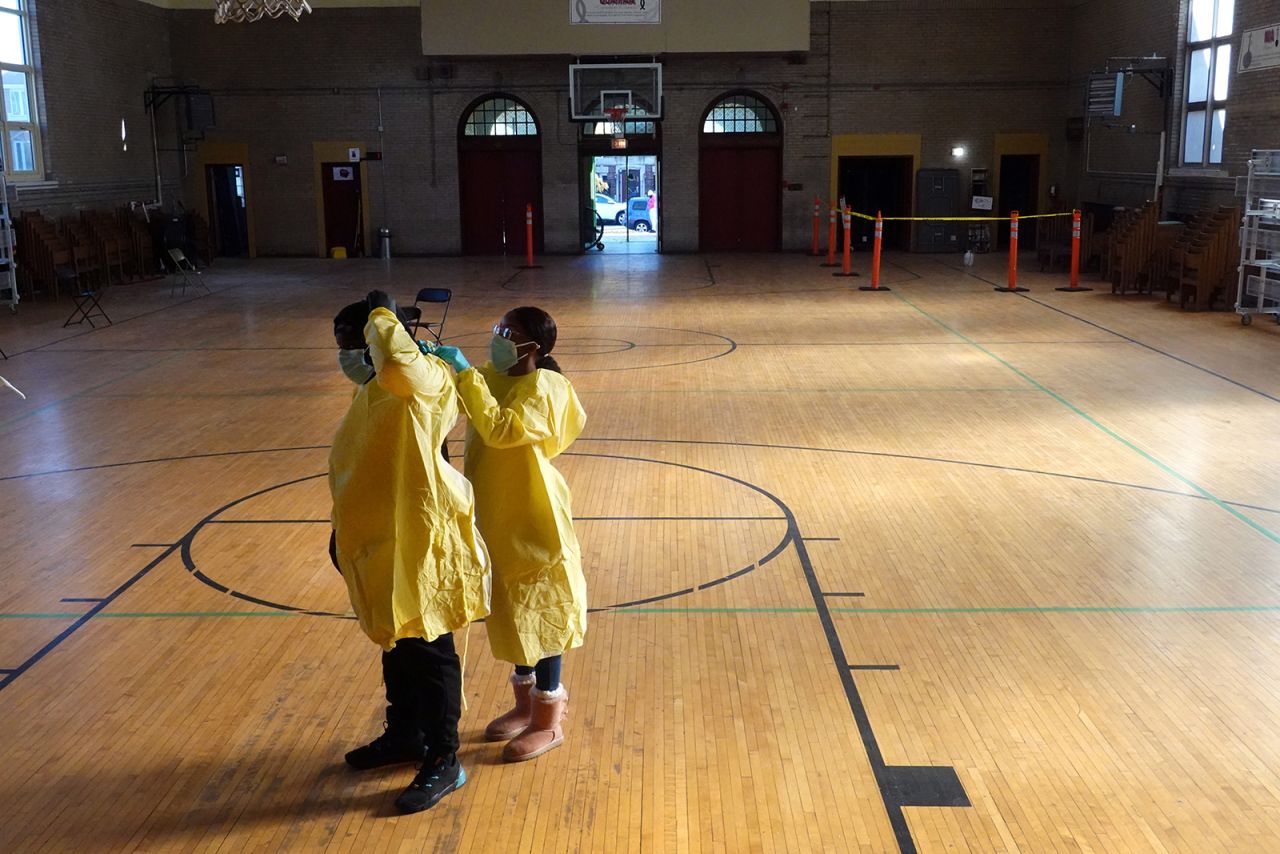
xmin=702 ymin=93 xmax=779 ymax=135
xmin=462 ymin=97 xmax=539 ymax=137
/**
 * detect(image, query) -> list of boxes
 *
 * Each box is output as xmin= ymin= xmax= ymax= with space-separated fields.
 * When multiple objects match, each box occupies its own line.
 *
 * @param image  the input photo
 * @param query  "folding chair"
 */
xmin=62 ymin=265 xmax=112 ymax=328
xmin=403 ymin=287 xmax=452 ymax=343
xmin=167 ymin=248 xmax=209 ymax=296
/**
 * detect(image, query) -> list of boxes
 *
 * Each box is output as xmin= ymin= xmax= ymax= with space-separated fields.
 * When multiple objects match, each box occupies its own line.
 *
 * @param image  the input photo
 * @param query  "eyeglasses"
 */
xmin=493 ymin=324 xmax=516 ymax=339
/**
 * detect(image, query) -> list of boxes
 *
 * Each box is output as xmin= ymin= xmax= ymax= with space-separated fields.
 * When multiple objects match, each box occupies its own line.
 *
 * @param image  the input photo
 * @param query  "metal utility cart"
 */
xmin=1236 ymin=149 xmax=1280 ymax=326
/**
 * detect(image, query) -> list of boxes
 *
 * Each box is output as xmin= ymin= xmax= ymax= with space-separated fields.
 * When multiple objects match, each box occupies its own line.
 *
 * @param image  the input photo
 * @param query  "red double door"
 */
xmin=699 ymin=145 xmax=781 ymax=252
xmin=458 ymin=148 xmax=544 ymax=256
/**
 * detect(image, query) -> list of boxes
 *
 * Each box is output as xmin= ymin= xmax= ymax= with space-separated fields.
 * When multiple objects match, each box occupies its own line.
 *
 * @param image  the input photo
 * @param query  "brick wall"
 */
xmin=28 ymin=0 xmax=1276 ymax=251
xmin=19 ymin=0 xmax=179 ymax=217
xmin=163 ymin=1 xmax=1076 ymax=255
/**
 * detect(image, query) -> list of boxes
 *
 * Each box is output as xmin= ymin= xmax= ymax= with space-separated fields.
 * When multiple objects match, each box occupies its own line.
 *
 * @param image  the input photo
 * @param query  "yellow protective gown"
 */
xmin=456 ymin=364 xmax=588 ymax=667
xmin=329 ymin=307 xmax=490 ymax=650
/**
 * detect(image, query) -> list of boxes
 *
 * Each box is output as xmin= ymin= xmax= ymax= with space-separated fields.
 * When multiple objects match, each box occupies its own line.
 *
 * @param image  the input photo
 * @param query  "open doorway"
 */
xmin=998 ymin=154 xmax=1040 ymax=249
xmin=205 ymin=164 xmax=249 ymax=258
xmin=837 ymin=156 xmax=913 ymax=251
xmin=321 ymin=161 xmax=365 ymax=257
xmin=586 ymin=154 xmax=659 ymax=252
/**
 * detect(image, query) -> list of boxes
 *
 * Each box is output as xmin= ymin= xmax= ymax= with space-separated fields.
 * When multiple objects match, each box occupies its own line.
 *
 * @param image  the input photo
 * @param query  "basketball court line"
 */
xmin=910 ymin=255 xmax=1280 ymax=405
xmin=891 ymin=289 xmax=1280 ymax=544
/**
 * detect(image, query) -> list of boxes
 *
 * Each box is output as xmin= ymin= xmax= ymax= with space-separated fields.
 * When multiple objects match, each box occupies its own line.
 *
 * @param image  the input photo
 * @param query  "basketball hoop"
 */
xmin=606 ymin=106 xmax=629 ymax=149
xmin=214 ymin=0 xmax=312 ymax=23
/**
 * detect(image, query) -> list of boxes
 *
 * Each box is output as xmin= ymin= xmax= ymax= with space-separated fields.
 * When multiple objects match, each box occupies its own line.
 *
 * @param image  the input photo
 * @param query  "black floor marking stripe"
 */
xmin=4 ymin=281 xmax=241 ymax=359
xmin=885 ymin=766 xmax=971 ymax=809
xmin=1019 ymin=293 xmax=1280 ymax=404
xmin=208 ymin=519 xmax=329 ymax=525
xmin=578 ymin=436 xmax=1280 ymax=517
xmin=906 ymin=255 xmax=1280 ymax=405
xmin=0 ymin=445 xmax=330 ymax=483
xmin=704 ymin=259 xmax=718 ymax=286
xmin=60 ymin=597 xmax=105 ymax=603
xmin=790 ymin=517 xmax=963 ymax=852
xmin=849 ymin=664 xmax=901 ymax=671
xmin=824 ymin=592 xmax=866 ymax=598
xmin=0 ymin=542 xmax=181 ymax=692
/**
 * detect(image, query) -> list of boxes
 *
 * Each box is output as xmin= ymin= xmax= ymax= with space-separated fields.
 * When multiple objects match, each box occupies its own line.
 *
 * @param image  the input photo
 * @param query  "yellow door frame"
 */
xmin=194 ymin=142 xmax=257 ymax=258
xmin=828 ymin=134 xmax=922 ymax=215
xmin=313 ymin=141 xmax=373 ymax=259
xmin=992 ymin=133 xmax=1050 ymax=217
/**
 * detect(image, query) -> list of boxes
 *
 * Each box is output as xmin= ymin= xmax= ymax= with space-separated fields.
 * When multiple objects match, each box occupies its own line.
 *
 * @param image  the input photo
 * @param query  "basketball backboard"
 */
xmin=569 ymin=63 xmax=663 ymax=122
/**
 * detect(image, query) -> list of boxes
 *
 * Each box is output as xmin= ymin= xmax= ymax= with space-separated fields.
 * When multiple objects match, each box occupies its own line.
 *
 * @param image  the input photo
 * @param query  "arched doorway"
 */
xmin=698 ymin=92 xmax=782 ymax=252
xmin=457 ymin=95 xmax=544 ymax=255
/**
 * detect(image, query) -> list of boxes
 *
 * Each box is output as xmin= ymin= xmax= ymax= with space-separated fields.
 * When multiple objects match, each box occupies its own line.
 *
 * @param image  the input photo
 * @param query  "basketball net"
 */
xmin=214 ymin=0 xmax=312 ymax=23
xmin=606 ymin=106 xmax=630 ymax=150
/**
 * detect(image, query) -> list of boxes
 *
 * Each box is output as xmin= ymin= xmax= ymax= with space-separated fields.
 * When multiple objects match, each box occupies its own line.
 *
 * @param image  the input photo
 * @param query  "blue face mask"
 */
xmin=489 ymin=335 xmax=536 ymax=372
xmin=338 ymin=349 xmax=374 ymax=384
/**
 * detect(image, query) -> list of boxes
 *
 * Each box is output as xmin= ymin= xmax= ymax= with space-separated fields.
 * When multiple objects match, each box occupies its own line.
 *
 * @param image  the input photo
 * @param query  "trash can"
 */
xmin=378 ymin=227 xmax=392 ymax=260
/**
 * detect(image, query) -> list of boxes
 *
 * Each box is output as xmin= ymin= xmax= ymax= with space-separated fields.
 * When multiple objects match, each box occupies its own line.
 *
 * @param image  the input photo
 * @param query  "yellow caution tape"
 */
xmin=845 ymin=211 xmax=1074 ymax=222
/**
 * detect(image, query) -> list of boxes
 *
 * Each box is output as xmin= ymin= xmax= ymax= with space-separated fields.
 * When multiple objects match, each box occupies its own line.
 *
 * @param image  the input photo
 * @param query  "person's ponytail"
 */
xmin=507 ymin=306 xmax=564 ymax=375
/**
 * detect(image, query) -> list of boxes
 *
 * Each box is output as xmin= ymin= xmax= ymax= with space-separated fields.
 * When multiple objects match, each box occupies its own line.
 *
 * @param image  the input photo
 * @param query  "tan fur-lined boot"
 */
xmin=484 ymin=673 xmax=536 ymax=742
xmin=502 ymin=686 xmax=567 ymax=762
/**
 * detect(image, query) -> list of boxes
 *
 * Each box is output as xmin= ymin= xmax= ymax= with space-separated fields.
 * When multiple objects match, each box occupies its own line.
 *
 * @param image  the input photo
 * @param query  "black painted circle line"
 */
xmin=444 ymin=332 xmax=639 ymax=357
xmin=440 ymin=324 xmax=737 ymax=374
xmin=177 ymin=453 xmax=790 ymax=617
xmin=5 ymin=440 xmax=1278 ymax=519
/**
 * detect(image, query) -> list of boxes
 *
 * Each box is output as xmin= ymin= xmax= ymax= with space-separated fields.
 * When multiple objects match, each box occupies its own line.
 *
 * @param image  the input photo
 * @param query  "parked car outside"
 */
xmin=627 ymin=196 xmax=658 ymax=232
xmin=594 ymin=193 xmax=626 ymax=226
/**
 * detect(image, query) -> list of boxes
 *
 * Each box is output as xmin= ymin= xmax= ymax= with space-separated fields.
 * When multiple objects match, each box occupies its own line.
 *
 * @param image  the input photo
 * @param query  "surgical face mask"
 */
xmin=338 ymin=348 xmax=374 ymax=385
xmin=489 ymin=335 xmax=535 ymax=372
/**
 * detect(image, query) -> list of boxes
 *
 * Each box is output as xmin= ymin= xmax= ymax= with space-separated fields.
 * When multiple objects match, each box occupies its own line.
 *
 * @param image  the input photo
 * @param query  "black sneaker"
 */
xmin=344 ymin=727 xmax=428 ymax=770
xmin=394 ymin=754 xmax=467 ymax=814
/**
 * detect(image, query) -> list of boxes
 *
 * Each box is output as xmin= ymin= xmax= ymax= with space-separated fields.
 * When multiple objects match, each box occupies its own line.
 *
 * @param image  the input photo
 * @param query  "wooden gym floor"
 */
xmin=1 ymin=250 xmax=1278 ymax=853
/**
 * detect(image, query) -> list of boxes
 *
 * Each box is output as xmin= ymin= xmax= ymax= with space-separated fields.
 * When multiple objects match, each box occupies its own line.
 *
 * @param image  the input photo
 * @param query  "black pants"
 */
xmin=383 ymin=634 xmax=461 ymax=760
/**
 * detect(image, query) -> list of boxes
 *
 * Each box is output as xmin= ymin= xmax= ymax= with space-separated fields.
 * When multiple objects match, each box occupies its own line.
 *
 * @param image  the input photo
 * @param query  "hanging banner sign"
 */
xmin=1239 ymin=23 xmax=1280 ymax=73
xmin=571 ymin=0 xmax=661 ymax=25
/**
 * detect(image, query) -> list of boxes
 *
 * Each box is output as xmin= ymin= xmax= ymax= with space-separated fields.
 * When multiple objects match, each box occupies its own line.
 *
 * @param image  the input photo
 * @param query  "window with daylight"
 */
xmin=462 ymin=97 xmax=539 ymax=137
xmin=0 ymin=0 xmax=40 ymax=177
xmin=702 ymin=94 xmax=779 ymax=135
xmin=1182 ymin=0 xmax=1234 ymax=166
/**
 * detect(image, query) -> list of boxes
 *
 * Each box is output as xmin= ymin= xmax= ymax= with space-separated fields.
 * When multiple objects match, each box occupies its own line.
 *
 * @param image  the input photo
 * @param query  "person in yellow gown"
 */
xmin=433 ymin=306 xmax=587 ymax=763
xmin=329 ymin=290 xmax=490 ymax=813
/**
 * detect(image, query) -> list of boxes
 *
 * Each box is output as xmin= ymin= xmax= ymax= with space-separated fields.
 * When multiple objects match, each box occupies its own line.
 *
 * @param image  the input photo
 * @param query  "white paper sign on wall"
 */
xmin=972 ymin=195 xmax=994 ymax=211
xmin=1239 ymin=24 xmax=1280 ymax=73
xmin=333 ymin=166 xmax=355 ymax=182
xmin=571 ymin=0 xmax=660 ymax=25
xmin=348 ymin=147 xmax=361 ymax=162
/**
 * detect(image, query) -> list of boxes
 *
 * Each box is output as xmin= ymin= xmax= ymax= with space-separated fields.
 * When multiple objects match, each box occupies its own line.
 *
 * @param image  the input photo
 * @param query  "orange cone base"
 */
xmin=858 ymin=285 xmax=891 ymax=291
xmin=1055 ymin=286 xmax=1093 ymax=292
xmin=994 ymin=286 xmax=1029 ymax=293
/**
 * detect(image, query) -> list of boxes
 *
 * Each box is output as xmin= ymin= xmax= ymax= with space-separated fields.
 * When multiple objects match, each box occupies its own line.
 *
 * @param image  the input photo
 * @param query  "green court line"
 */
xmin=892 ymin=292 xmax=1280 ymax=546
xmin=578 ymin=387 xmax=1033 ymax=395
xmin=0 ymin=611 xmax=304 ymax=619
xmin=617 ymin=606 xmax=1280 ymax=615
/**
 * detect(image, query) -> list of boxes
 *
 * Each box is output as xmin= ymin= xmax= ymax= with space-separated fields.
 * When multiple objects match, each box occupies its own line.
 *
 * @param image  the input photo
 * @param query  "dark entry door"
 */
xmin=998 ymin=154 xmax=1040 ymax=249
xmin=838 ymin=156 xmax=913 ymax=251
xmin=321 ymin=162 xmax=363 ymax=256
xmin=458 ymin=148 xmax=544 ymax=256
xmin=205 ymin=164 xmax=248 ymax=257
xmin=699 ymin=146 xmax=780 ymax=251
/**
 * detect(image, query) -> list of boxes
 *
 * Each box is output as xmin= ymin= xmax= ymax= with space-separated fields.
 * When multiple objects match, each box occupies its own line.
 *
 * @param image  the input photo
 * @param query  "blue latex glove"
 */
xmin=433 ymin=345 xmax=470 ymax=373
